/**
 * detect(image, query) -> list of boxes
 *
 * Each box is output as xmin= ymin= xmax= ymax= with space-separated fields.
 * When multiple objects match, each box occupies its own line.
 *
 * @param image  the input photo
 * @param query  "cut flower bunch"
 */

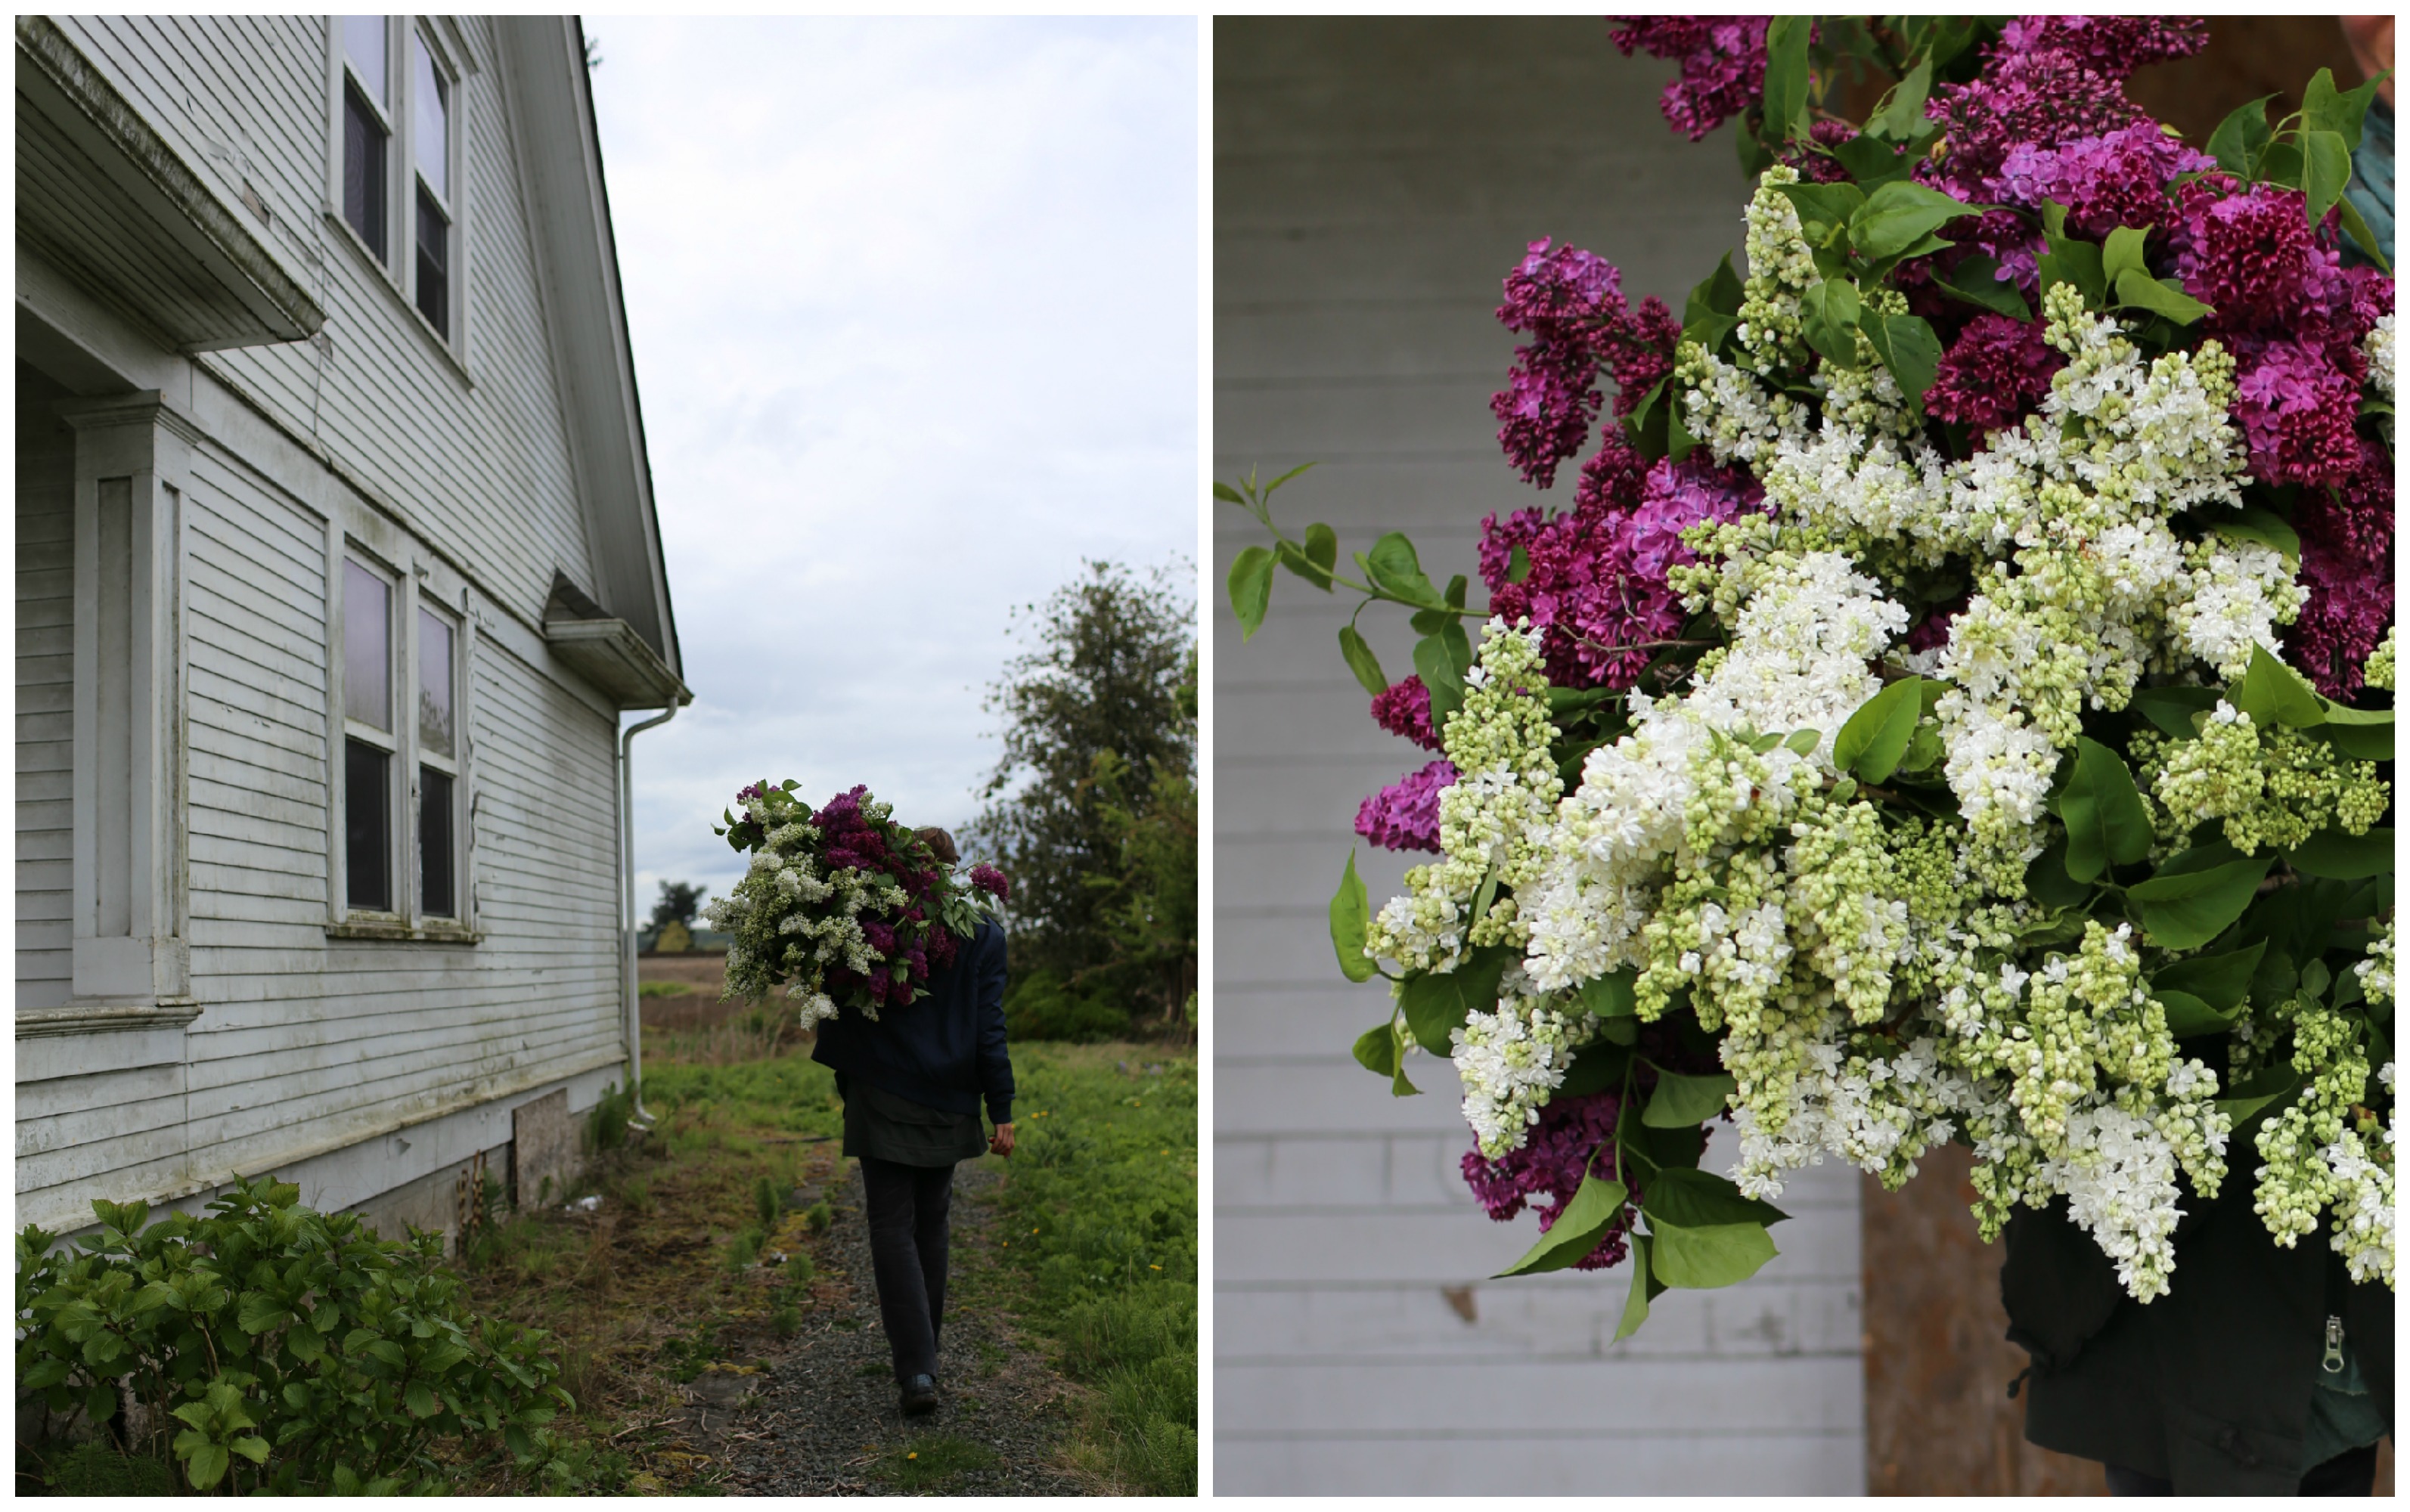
xmin=707 ymin=782 xmax=1006 ymax=1029
xmin=1223 ymin=15 xmax=2394 ymax=1334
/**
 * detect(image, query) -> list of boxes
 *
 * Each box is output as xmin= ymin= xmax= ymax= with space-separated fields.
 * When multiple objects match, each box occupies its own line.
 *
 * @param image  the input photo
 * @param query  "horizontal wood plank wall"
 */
xmin=19 ymin=18 xmax=627 ymax=1228
xmin=54 ymin=15 xmax=595 ymax=633
xmin=17 ymin=368 xmax=79 ymax=1012
xmin=1213 ymin=18 xmax=1866 ymax=1495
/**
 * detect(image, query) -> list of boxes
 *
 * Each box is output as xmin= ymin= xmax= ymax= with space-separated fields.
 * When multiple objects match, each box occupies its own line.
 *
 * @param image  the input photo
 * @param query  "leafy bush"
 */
xmin=585 ymin=1082 xmax=635 ymax=1154
xmin=1003 ymin=968 xmax=1131 ymax=1043
xmin=29 ymin=1440 xmax=177 ymax=1495
xmin=16 ymin=1178 xmax=571 ymax=1494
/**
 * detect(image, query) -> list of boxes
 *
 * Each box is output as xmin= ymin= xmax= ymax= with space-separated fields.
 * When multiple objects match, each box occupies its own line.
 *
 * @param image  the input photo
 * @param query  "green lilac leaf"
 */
xmin=2206 ymin=94 xmax=2275 ymax=180
xmin=2130 ymin=854 xmax=2277 ymax=950
xmin=1642 ymin=1069 xmax=1738 ymax=1129
xmin=1227 ymin=547 xmax=1275 ymax=640
xmin=1352 ymin=1020 xmax=1397 ymax=1077
xmin=2154 ymin=988 xmax=2237 ymax=1037
xmin=1858 ymin=311 xmax=1943 ymax=411
xmin=1329 ymin=850 xmax=1376 ymax=984
xmin=2232 ymin=644 xmax=2326 ymax=728
xmin=1639 ymin=1165 xmax=1790 ymax=1227
xmin=1614 ymin=1234 xmax=1655 ymax=1341
xmin=2058 ymin=737 xmax=2154 ymax=882
xmin=1850 ymin=179 xmax=1988 ymax=261
xmin=1414 ymin=634 xmax=1465 ymax=727
xmin=2100 ymin=225 xmax=2150 ymax=286
xmin=1938 ymin=256 xmax=2031 ymax=319
xmin=2304 ymin=129 xmax=2353 ymax=226
xmin=2114 ymin=269 xmax=2213 ymax=325
xmin=1834 ymin=677 xmax=1923 ymax=783
xmin=1398 ymin=946 xmax=1513 ymax=1055
xmin=2129 ymin=683 xmax=2222 ymax=739
xmin=1495 ymin=1176 xmax=1630 ymax=1278
xmin=1579 ymin=968 xmax=1639 ymax=1018
xmin=1762 ymin=17 xmax=1813 ymax=144
xmin=2284 ymin=828 xmax=2395 ymax=881
xmin=2153 ymin=938 xmax=2266 ymax=1011
xmin=1337 ymin=624 xmax=1388 ymax=698
xmin=1649 ymin=1219 xmax=1779 ymax=1288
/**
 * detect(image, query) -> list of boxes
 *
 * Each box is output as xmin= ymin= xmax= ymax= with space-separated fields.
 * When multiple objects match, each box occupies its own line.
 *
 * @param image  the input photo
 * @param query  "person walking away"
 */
xmin=809 ymin=826 xmax=1014 ymax=1416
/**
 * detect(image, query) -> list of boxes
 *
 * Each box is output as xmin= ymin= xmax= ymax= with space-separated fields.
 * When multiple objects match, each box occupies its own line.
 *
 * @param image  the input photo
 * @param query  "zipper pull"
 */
xmin=2322 ymin=1315 xmax=2346 ymax=1375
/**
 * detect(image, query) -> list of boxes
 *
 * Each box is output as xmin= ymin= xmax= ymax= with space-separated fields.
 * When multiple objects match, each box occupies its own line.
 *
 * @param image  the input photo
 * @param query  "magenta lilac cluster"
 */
xmin=1607 ymin=16 xmax=1770 ymax=143
xmin=1492 ymin=240 xmax=1681 ymax=490
xmin=970 ymin=863 xmax=1012 ymax=904
xmin=1481 ymin=455 xmax=1765 ymax=689
xmin=802 ymin=785 xmax=959 ymax=1006
xmin=1356 ymin=760 xmax=1457 ymax=854
xmin=1462 ymin=1089 xmax=1637 ymax=1270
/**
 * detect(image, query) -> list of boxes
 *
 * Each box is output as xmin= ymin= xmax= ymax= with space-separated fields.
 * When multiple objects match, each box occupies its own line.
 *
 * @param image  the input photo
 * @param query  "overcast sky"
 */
xmin=584 ymin=17 xmax=1198 ymax=916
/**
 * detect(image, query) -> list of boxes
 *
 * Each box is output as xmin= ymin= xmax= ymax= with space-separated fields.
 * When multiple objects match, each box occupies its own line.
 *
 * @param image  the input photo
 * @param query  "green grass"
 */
xmin=981 ymin=1044 xmax=1198 ymax=1496
xmin=643 ymin=1040 xmax=1196 ymax=1496
xmin=876 ymin=1435 xmax=997 ymax=1492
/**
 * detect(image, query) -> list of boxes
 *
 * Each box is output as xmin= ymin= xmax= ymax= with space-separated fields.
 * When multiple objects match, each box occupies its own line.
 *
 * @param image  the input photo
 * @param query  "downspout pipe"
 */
xmin=620 ymin=701 xmax=680 ymax=1126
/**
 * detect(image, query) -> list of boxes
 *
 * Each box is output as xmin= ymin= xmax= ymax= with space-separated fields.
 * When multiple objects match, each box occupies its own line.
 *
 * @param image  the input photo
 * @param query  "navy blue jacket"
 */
xmin=812 ymin=919 xmax=1013 ymax=1124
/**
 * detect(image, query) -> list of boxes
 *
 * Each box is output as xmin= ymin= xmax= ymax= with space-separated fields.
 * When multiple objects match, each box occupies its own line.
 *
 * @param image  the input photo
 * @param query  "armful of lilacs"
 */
xmin=705 ymin=781 xmax=1006 ymax=1030
xmin=1223 ymin=14 xmax=2395 ymax=1334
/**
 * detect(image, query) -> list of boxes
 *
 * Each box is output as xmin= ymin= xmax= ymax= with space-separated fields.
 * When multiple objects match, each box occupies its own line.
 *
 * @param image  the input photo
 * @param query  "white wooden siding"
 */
xmin=1213 ymin=19 xmax=1866 ymax=1495
xmin=18 ymin=17 xmax=634 ymax=1235
xmin=50 ymin=14 xmax=599 ymax=636
xmin=17 ymin=370 xmax=79 ymax=1011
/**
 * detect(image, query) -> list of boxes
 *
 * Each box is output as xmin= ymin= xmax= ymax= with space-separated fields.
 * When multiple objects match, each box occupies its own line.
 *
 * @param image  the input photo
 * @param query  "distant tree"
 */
xmin=649 ymin=880 xmax=703 ymax=932
xmin=972 ymin=560 xmax=1195 ymax=993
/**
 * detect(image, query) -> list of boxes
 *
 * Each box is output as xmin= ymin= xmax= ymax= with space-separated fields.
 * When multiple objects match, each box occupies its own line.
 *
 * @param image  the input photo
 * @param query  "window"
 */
xmin=343 ymin=559 xmax=395 ymax=911
xmin=340 ymin=16 xmax=392 ymax=261
xmin=411 ymin=30 xmax=453 ymax=336
xmin=417 ymin=606 xmax=458 ymax=916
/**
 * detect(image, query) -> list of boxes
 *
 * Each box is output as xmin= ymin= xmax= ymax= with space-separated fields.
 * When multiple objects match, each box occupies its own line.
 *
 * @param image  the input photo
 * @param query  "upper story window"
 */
xmin=340 ymin=16 xmax=392 ymax=260
xmin=411 ymin=29 xmax=454 ymax=337
xmin=330 ymin=16 xmax=466 ymax=352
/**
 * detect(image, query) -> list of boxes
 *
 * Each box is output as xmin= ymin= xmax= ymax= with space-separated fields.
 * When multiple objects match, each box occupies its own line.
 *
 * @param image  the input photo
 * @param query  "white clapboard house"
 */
xmin=16 ymin=14 xmax=688 ymax=1244
xmin=1214 ymin=20 xmax=1867 ymax=1495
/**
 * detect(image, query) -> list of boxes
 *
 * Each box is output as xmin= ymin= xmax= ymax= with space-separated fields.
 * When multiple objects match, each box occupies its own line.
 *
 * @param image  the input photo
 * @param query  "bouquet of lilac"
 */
xmin=1225 ymin=16 xmax=2393 ymax=1331
xmin=706 ymin=782 xmax=1006 ymax=1029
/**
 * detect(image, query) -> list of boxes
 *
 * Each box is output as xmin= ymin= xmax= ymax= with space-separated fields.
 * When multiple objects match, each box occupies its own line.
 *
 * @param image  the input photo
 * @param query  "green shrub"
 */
xmin=1059 ymin=1288 xmax=1195 ymax=1377
xmin=753 ymin=1174 xmax=780 ymax=1232
xmin=804 ymin=1201 xmax=833 ymax=1236
xmin=1003 ymin=969 xmax=1131 ymax=1043
xmin=15 ymin=1178 xmax=571 ymax=1494
xmin=33 ymin=1440 xmax=178 ymax=1495
xmin=585 ymin=1083 xmax=635 ymax=1154
xmin=724 ymin=1230 xmax=761 ymax=1272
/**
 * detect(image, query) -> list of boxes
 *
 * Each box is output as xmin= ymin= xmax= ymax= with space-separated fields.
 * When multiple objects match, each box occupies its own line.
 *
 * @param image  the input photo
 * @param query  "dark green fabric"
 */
xmin=2003 ymin=1171 xmax=2394 ymax=1494
xmin=2303 ymin=1346 xmax=2388 ymax=1472
xmin=839 ymin=1077 xmax=985 ymax=1167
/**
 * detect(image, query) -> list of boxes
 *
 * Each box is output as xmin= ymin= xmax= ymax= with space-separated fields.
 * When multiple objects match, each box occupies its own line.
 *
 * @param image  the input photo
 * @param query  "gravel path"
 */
xmin=715 ymin=1160 xmax=1093 ymax=1496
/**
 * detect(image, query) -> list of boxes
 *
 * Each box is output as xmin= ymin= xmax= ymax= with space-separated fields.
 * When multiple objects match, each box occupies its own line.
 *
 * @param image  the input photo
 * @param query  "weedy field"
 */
xmin=451 ymin=974 xmax=1196 ymax=1495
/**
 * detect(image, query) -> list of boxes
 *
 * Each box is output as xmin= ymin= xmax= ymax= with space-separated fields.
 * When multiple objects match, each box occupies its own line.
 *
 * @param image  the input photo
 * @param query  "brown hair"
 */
xmin=915 ymin=827 xmax=959 ymax=865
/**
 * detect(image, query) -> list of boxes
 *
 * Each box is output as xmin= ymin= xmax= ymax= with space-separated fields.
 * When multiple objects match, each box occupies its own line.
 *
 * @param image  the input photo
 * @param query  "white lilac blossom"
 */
xmin=1343 ymin=141 xmax=2393 ymax=1301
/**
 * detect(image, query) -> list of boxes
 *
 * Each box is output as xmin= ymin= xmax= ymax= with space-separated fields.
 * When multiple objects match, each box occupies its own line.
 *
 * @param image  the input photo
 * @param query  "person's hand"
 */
xmin=988 ymin=1123 xmax=1016 ymax=1158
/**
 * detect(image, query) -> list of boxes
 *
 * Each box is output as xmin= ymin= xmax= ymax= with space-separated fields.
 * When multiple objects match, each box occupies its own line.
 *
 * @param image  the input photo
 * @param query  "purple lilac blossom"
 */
xmin=1370 ymin=677 xmax=1444 ymax=751
xmin=1926 ymin=313 xmax=2064 ymax=436
xmin=1483 ymin=456 xmax=1765 ymax=689
xmin=1993 ymin=14 xmax=2208 ymax=77
xmin=1608 ymin=16 xmax=1770 ymax=143
xmin=1490 ymin=241 xmax=1682 ymax=488
xmin=1356 ymin=761 xmax=1457 ymax=853
xmin=2286 ymin=438 xmax=2397 ymax=699
xmin=2230 ymin=338 xmax=2365 ymax=488
xmin=970 ymin=863 xmax=1011 ymax=903
xmin=1461 ymin=1089 xmax=1636 ymax=1270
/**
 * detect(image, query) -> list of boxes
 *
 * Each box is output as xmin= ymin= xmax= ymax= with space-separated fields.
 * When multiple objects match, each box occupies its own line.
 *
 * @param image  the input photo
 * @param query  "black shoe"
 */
xmin=900 ymin=1373 xmax=938 ymax=1416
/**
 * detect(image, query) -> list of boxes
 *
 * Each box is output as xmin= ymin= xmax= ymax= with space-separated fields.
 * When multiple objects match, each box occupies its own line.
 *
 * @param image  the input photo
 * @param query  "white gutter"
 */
xmin=620 ymin=702 xmax=680 ymax=1126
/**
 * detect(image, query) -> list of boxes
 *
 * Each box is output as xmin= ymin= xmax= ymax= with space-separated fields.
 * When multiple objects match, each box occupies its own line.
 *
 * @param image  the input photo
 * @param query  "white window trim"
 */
xmin=405 ymin=20 xmax=465 ymax=350
xmin=412 ymin=592 xmax=465 ymax=922
xmin=327 ymin=536 xmax=481 ymax=943
xmin=333 ymin=544 xmax=405 ymax=925
xmin=325 ymin=15 xmax=399 ymax=272
xmin=321 ymin=14 xmax=474 ymax=382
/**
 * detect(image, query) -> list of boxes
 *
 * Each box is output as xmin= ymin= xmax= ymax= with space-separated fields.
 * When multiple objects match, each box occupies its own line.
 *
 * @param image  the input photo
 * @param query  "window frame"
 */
xmin=329 ymin=15 xmax=399 ymax=269
xmin=336 ymin=550 xmax=403 ymax=921
xmin=323 ymin=14 xmax=473 ymax=368
xmin=405 ymin=20 xmax=462 ymax=342
xmin=413 ymin=599 xmax=464 ymax=919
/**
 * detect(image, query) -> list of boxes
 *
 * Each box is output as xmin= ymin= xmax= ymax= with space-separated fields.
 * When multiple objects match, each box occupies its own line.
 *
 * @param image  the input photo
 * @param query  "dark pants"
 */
xmin=859 ymin=1156 xmax=955 ymax=1383
xmin=2104 ymin=1443 xmax=2381 ymax=1496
